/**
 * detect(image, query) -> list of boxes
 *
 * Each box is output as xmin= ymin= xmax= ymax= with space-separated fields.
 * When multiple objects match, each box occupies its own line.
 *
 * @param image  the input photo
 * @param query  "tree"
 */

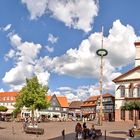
xmin=121 ymin=101 xmax=140 ymax=128
xmin=0 ymin=106 xmax=8 ymax=112
xmin=14 ymin=76 xmax=50 ymax=123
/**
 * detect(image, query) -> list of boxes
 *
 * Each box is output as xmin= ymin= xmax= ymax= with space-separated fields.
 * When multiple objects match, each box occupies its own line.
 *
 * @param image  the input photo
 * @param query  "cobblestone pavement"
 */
xmin=0 ymin=121 xmax=135 ymax=140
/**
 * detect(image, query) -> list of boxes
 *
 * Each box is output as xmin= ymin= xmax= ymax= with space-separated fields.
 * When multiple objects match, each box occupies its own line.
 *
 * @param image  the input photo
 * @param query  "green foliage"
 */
xmin=121 ymin=101 xmax=140 ymax=110
xmin=0 ymin=106 xmax=8 ymax=112
xmin=12 ymin=108 xmax=21 ymax=118
xmin=14 ymin=76 xmax=50 ymax=113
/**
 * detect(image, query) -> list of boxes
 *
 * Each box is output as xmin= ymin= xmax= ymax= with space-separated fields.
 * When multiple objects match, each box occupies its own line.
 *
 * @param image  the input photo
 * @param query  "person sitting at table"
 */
xmin=88 ymin=124 xmax=96 ymax=139
xmin=82 ymin=122 xmax=90 ymax=139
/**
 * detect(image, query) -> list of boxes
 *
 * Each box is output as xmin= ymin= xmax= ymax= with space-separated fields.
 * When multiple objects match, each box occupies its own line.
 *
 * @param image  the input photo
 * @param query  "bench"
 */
xmin=24 ymin=127 xmax=44 ymax=135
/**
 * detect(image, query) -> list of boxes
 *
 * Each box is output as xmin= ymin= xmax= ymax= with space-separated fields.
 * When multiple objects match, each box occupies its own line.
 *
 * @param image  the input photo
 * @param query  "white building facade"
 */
xmin=113 ymin=42 xmax=140 ymax=122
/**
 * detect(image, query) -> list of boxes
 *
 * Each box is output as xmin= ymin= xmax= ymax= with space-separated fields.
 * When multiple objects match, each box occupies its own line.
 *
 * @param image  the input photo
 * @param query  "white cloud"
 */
xmin=3 ymin=34 xmax=50 ymax=90
xmin=3 ymin=20 xmax=139 ymax=99
xmin=57 ymin=86 xmax=73 ymax=91
xmin=56 ymin=85 xmax=100 ymax=101
xmin=45 ymin=45 xmax=54 ymax=52
xmin=48 ymin=34 xmax=58 ymax=44
xmin=10 ymin=34 xmax=22 ymax=47
xmin=21 ymin=0 xmax=99 ymax=32
xmin=4 ymin=49 xmax=15 ymax=61
xmin=0 ymin=88 xmax=4 ymax=92
xmin=3 ymin=24 xmax=12 ymax=31
xmin=22 ymin=0 xmax=48 ymax=20
xmin=3 ymin=62 xmax=34 ymax=85
xmin=36 ymin=71 xmax=50 ymax=86
xmin=46 ymin=20 xmax=139 ymax=92
xmin=107 ymin=20 xmax=136 ymax=67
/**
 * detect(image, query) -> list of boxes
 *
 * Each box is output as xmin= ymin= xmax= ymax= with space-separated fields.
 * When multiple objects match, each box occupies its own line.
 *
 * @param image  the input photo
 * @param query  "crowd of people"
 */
xmin=75 ymin=122 xmax=96 ymax=139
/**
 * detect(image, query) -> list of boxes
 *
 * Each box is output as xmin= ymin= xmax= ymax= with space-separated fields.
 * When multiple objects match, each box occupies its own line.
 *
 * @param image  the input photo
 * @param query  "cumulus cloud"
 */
xmin=21 ymin=0 xmax=99 ymax=32
xmin=55 ymin=85 xmax=101 ymax=101
xmin=107 ymin=20 xmax=136 ymax=67
xmin=52 ymin=20 xmax=137 ymax=74
xmin=36 ymin=71 xmax=50 ymax=86
xmin=3 ymin=34 xmax=50 ymax=90
xmin=46 ymin=20 xmax=139 ymax=93
xmin=22 ymin=0 xmax=48 ymax=20
xmin=2 ymin=20 xmax=139 ymax=100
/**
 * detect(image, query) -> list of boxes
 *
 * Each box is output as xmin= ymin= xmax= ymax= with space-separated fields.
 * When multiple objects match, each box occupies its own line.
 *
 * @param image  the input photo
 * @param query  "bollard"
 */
xmin=62 ymin=129 xmax=65 ymax=140
xmin=105 ymin=130 xmax=106 ymax=140
xmin=12 ymin=126 xmax=15 ymax=135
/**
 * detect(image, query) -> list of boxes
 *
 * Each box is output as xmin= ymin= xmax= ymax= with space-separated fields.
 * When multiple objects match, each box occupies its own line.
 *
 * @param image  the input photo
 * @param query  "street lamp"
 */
xmin=96 ymin=27 xmax=108 ymax=126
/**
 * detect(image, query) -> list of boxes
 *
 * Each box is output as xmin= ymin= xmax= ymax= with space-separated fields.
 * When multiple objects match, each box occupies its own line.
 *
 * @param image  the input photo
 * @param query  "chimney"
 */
xmin=134 ymin=41 xmax=140 ymax=67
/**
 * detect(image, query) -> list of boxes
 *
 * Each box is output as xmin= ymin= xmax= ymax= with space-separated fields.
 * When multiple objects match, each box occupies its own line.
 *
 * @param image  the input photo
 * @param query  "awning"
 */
xmin=0 ymin=110 xmax=13 ymax=115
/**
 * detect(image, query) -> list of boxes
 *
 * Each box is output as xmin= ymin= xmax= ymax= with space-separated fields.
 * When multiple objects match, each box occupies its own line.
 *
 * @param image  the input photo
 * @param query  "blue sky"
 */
xmin=0 ymin=0 xmax=140 ymax=101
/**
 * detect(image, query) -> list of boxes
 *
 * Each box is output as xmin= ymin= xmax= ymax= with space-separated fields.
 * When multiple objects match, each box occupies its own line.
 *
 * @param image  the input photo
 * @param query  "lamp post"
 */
xmin=96 ymin=27 xmax=108 ymax=126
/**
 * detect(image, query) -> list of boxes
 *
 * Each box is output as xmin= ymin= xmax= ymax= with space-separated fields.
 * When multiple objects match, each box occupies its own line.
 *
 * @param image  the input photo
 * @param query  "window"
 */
xmin=48 ymin=107 xmax=53 ymax=110
xmin=120 ymin=85 xmax=125 ymax=97
xmin=63 ymin=108 xmax=67 ymax=111
xmin=137 ymin=85 xmax=140 ymax=97
xmin=121 ymin=110 xmax=125 ymax=120
xmin=129 ymin=83 xmax=134 ymax=97
xmin=55 ymin=107 xmax=60 ymax=111
xmin=129 ymin=110 xmax=133 ymax=120
xmin=129 ymin=88 xmax=133 ymax=97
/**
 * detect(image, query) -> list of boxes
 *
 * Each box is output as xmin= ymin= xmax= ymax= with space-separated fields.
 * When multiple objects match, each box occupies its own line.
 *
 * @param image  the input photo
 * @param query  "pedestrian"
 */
xmin=75 ymin=122 xmax=82 ymax=139
xmin=62 ymin=129 xmax=65 ymax=140
xmin=83 ymin=122 xmax=87 ymax=129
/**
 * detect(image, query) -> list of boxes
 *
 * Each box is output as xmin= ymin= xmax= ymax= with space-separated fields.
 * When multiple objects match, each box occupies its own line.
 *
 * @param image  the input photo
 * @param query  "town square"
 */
xmin=0 ymin=121 xmax=135 ymax=140
xmin=1 ymin=0 xmax=140 ymax=140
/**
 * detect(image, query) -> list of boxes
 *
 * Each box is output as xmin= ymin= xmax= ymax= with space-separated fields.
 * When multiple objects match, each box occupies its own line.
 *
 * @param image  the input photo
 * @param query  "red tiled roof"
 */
xmin=81 ymin=102 xmax=96 ymax=107
xmin=0 ymin=92 xmax=18 ymax=96
xmin=57 ymin=96 xmax=69 ymax=108
xmin=81 ymin=93 xmax=114 ymax=107
xmin=69 ymin=101 xmax=83 ymax=109
xmin=0 ymin=92 xmax=18 ymax=102
xmin=46 ymin=95 xmax=69 ymax=108
xmin=87 ymin=95 xmax=99 ymax=101
xmin=102 ymin=93 xmax=114 ymax=98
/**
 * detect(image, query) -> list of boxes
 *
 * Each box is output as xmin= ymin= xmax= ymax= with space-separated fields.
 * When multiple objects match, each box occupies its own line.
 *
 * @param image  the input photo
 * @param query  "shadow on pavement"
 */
xmin=48 ymin=132 xmax=125 ymax=140
xmin=110 ymin=131 xmax=128 ymax=135
xmin=0 ymin=126 xmax=5 ymax=129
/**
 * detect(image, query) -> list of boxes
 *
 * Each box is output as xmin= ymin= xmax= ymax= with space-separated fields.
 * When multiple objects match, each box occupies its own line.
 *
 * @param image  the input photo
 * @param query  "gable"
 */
xmin=46 ymin=94 xmax=69 ymax=108
xmin=113 ymin=66 xmax=140 ymax=83
xmin=50 ymin=95 xmax=61 ymax=107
